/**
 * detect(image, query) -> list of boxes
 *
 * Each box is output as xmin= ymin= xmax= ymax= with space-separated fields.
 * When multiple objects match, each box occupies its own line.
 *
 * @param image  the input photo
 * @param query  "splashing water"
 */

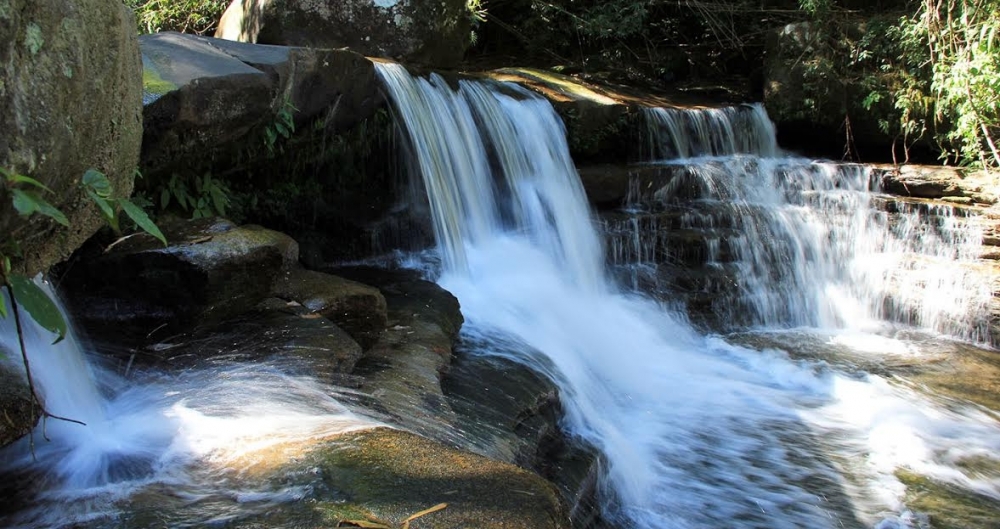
xmin=0 ymin=285 xmax=379 ymax=528
xmin=377 ymin=63 xmax=1000 ymax=528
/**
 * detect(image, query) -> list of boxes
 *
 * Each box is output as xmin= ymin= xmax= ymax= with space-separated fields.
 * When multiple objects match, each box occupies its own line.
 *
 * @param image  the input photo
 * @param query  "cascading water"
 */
xmin=0 ymin=284 xmax=378 ymax=528
xmin=643 ymin=105 xmax=779 ymax=159
xmin=376 ymin=63 xmax=1000 ymax=528
xmin=605 ymin=156 xmax=993 ymax=342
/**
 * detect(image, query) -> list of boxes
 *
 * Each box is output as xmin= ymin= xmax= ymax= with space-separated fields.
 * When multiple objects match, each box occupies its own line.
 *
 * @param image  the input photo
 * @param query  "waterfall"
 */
xmin=615 ymin=113 xmax=993 ymax=343
xmin=643 ymin=104 xmax=779 ymax=159
xmin=376 ymin=63 xmax=1000 ymax=528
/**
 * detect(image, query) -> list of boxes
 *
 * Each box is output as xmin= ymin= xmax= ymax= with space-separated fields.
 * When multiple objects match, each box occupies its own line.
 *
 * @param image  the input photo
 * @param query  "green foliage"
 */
xmin=263 ymin=96 xmax=298 ymax=156
xmin=6 ymin=275 xmax=66 ymax=343
xmin=81 ymin=169 xmax=168 ymax=245
xmin=841 ymin=0 xmax=1000 ymax=167
xmin=123 ymin=0 xmax=229 ymax=35
xmin=158 ymin=172 xmax=231 ymax=219
xmin=1 ymin=166 xmax=166 ymax=345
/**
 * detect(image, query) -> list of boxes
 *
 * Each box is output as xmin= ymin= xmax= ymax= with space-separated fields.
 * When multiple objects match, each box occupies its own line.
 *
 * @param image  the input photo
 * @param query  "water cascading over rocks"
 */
xmin=604 ymin=107 xmax=994 ymax=344
xmin=376 ymin=62 xmax=1000 ymax=529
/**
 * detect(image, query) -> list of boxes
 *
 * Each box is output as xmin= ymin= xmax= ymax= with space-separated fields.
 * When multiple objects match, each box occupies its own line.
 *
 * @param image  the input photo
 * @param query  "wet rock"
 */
xmin=216 ymin=0 xmax=473 ymax=68
xmin=296 ymin=428 xmax=569 ymax=529
xmin=0 ymin=0 xmax=142 ymax=276
xmin=272 ymin=268 xmax=387 ymax=350
xmin=443 ymin=352 xmax=609 ymax=529
xmin=133 ymin=299 xmax=363 ymax=377
xmin=330 ymin=267 xmax=463 ymax=440
xmin=108 ymin=427 xmax=569 ymax=529
xmin=0 ymin=366 xmax=36 ymax=448
xmin=58 ymin=218 xmax=297 ymax=344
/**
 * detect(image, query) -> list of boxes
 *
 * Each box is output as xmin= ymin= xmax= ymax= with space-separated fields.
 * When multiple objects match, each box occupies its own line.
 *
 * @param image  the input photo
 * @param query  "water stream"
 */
xmin=376 ymin=62 xmax=1000 ymax=528
xmin=1 ymin=63 xmax=998 ymax=528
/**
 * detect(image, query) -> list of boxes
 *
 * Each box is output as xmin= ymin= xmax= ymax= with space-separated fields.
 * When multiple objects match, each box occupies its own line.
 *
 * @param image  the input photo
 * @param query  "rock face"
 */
xmin=0 ymin=0 xmax=143 ymax=276
xmin=215 ymin=0 xmax=472 ymax=68
xmin=58 ymin=217 xmax=298 ymax=343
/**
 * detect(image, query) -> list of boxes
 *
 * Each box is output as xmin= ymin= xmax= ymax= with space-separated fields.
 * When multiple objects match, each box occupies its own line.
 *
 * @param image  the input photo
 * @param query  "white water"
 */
xmin=377 ymin=63 xmax=1000 ymax=527
xmin=644 ymin=104 xmax=779 ymax=159
xmin=0 ymin=285 xmax=378 ymax=528
xmin=604 ymin=157 xmax=993 ymax=342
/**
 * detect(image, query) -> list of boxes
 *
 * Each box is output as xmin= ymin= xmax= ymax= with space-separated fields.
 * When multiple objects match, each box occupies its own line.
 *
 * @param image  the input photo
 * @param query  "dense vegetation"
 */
xmin=473 ymin=0 xmax=1000 ymax=168
xmin=124 ymin=0 xmax=228 ymax=35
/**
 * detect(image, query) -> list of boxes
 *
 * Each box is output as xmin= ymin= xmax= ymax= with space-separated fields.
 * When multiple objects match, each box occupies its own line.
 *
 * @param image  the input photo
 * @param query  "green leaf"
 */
xmin=5 ymin=173 xmax=53 ymax=193
xmin=160 ymin=188 xmax=171 ymax=210
xmin=82 ymin=168 xmax=113 ymax=198
xmin=8 ymin=275 xmax=67 ymax=343
xmin=12 ymin=189 xmax=69 ymax=226
xmin=85 ymin=189 xmax=119 ymax=232
xmin=119 ymin=198 xmax=167 ymax=246
xmin=0 ymin=289 xmax=7 ymax=319
xmin=210 ymin=186 xmax=228 ymax=215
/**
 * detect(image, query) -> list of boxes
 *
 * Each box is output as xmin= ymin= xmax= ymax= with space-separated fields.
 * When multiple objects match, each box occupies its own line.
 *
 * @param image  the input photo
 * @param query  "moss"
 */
xmin=897 ymin=470 xmax=1000 ymax=529
xmin=24 ymin=23 xmax=43 ymax=55
xmin=142 ymin=65 xmax=176 ymax=96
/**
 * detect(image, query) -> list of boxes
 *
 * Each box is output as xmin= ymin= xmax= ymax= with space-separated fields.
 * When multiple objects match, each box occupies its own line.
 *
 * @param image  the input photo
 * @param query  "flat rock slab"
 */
xmin=272 ymin=268 xmax=388 ymax=350
xmin=872 ymin=164 xmax=1000 ymax=205
xmin=225 ymin=427 xmax=568 ymax=529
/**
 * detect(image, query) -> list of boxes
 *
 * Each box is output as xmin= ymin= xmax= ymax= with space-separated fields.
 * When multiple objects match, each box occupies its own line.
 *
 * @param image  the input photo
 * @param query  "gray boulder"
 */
xmin=0 ymin=0 xmax=143 ymax=276
xmin=215 ymin=0 xmax=473 ymax=68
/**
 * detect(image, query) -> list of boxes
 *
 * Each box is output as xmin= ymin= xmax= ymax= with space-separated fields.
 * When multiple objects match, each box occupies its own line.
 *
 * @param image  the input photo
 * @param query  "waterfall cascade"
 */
xmin=377 ymin=63 xmax=1000 ymax=528
xmin=604 ymin=157 xmax=993 ymax=343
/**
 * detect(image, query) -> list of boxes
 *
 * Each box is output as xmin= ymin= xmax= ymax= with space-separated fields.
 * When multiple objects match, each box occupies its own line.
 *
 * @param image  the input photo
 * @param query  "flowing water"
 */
xmin=2 ymin=62 xmax=999 ymax=529
xmin=376 ymin=62 xmax=1000 ymax=528
xmin=0 ymin=286 xmax=379 ymax=528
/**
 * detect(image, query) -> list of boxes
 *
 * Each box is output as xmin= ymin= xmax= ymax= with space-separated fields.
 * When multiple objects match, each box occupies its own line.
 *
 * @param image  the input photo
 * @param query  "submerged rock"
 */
xmin=215 ymin=0 xmax=473 ymax=68
xmin=0 ymin=0 xmax=142 ymax=276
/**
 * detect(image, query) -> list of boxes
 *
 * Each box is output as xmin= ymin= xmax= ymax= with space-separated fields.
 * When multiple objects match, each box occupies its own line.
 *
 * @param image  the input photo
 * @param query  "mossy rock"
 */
xmin=0 ymin=0 xmax=143 ymax=276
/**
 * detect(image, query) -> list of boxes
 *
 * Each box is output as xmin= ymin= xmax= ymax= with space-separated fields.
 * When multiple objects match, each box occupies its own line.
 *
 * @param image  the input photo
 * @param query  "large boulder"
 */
xmin=0 ymin=0 xmax=143 ymax=276
xmin=215 ymin=0 xmax=473 ymax=68
xmin=139 ymin=32 xmax=377 ymax=179
xmin=57 ymin=217 xmax=299 ymax=344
